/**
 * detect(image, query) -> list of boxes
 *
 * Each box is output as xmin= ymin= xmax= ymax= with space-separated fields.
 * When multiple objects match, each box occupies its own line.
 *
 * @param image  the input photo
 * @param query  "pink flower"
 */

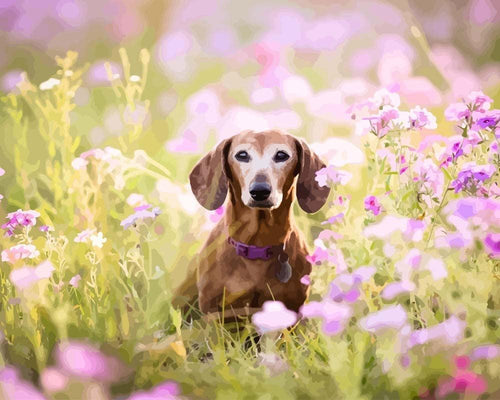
xmin=252 ymin=301 xmax=297 ymax=334
xmin=39 ymin=225 xmax=53 ymax=233
xmin=55 ymin=341 xmax=131 ymax=383
xmin=1 ymin=244 xmax=40 ymax=264
xmin=40 ymin=368 xmax=68 ymax=393
xmin=465 ymin=90 xmax=492 ymax=112
xmin=315 ymin=165 xmax=352 ymax=188
xmin=209 ymin=205 xmax=225 ymax=223
xmin=69 ymin=274 xmax=81 ymax=288
xmin=364 ymin=106 xmax=400 ymax=137
xmin=127 ymin=380 xmax=181 ymax=400
xmin=306 ymin=245 xmax=347 ymax=272
xmin=9 ymin=261 xmax=55 ymax=290
xmin=300 ymin=300 xmax=352 ymax=335
xmin=0 ymin=167 xmax=4 ymax=176
xmin=359 ymin=304 xmax=408 ymax=333
xmin=364 ymin=215 xmax=426 ymax=242
xmin=300 ymin=275 xmax=311 ymax=285
xmin=364 ymin=195 xmax=382 ymax=216
xmin=0 ymin=366 xmax=47 ymax=400
xmin=436 ymin=356 xmax=487 ymax=398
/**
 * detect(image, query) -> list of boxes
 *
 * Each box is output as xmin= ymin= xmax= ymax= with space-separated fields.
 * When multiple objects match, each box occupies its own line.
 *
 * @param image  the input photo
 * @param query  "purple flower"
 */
xmin=0 ymin=167 xmax=4 ymax=176
xmin=484 ymin=233 xmax=500 ymax=258
xmin=300 ymin=300 xmax=352 ymax=335
xmin=300 ymin=275 xmax=311 ymax=285
xmin=364 ymin=195 xmax=382 ymax=216
xmin=476 ymin=114 xmax=498 ymax=129
xmin=121 ymin=206 xmax=161 ymax=229
xmin=74 ymin=228 xmax=96 ymax=243
xmin=252 ymin=301 xmax=298 ymax=334
xmin=445 ymin=102 xmax=470 ymax=121
xmin=359 ymin=304 xmax=408 ymax=333
xmin=321 ymin=212 xmax=344 ymax=225
xmin=55 ymin=341 xmax=131 ymax=383
xmin=408 ymin=316 xmax=465 ymax=348
xmin=381 ymin=281 xmax=415 ymax=300
xmin=2 ymin=209 xmax=40 ymax=235
xmin=450 ymin=163 xmax=495 ymax=193
xmin=328 ymin=266 xmax=375 ymax=303
xmin=408 ymin=106 xmax=437 ymax=129
xmin=39 ymin=225 xmax=53 ymax=232
xmin=470 ymin=344 xmax=500 ymax=361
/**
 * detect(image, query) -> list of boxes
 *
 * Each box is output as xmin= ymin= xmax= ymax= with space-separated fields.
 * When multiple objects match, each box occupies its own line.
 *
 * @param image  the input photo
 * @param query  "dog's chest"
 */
xmin=226 ymin=257 xmax=276 ymax=290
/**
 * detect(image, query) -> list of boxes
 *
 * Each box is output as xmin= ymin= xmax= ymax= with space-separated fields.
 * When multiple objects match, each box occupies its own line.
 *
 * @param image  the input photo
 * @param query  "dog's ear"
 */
xmin=294 ymin=138 xmax=330 ymax=213
xmin=189 ymin=138 xmax=232 ymax=210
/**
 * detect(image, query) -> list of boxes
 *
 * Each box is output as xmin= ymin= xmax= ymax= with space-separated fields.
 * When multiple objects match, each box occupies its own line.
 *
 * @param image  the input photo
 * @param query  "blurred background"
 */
xmin=1 ymin=0 xmax=499 ymax=160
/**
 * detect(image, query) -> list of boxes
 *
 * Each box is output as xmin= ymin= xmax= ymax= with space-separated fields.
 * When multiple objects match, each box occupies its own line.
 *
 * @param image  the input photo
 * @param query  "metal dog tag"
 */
xmin=276 ymin=253 xmax=292 ymax=283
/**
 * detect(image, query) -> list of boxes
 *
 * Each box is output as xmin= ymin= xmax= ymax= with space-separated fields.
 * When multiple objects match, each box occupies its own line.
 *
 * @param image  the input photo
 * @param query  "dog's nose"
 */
xmin=250 ymin=182 xmax=271 ymax=201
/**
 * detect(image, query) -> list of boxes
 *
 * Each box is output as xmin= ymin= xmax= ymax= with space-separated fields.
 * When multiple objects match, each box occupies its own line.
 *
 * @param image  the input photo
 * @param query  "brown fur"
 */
xmin=188 ymin=130 xmax=330 ymax=314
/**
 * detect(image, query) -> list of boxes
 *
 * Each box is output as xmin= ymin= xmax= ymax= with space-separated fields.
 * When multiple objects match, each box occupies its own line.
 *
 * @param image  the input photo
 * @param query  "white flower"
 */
xmin=39 ymin=78 xmax=61 ymax=91
xmin=370 ymin=88 xmax=400 ymax=108
xmin=71 ymin=157 xmax=88 ymax=171
xmin=129 ymin=75 xmax=141 ymax=82
xmin=90 ymin=232 xmax=107 ymax=248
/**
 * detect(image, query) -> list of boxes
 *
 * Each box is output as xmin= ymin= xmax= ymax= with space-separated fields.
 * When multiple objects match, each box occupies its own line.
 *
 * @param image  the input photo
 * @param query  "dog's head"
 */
xmin=189 ymin=130 xmax=330 ymax=213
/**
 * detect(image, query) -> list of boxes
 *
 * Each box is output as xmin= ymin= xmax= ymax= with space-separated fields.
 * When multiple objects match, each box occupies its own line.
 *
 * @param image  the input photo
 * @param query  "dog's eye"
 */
xmin=273 ymin=151 xmax=290 ymax=163
xmin=235 ymin=151 xmax=250 ymax=162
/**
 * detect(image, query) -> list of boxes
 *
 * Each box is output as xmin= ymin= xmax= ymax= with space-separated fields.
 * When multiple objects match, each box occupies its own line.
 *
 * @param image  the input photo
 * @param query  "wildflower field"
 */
xmin=0 ymin=1 xmax=499 ymax=399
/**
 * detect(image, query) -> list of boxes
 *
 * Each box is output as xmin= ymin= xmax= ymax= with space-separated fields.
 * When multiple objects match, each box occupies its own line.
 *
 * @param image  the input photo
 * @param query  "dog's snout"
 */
xmin=249 ymin=182 xmax=271 ymax=201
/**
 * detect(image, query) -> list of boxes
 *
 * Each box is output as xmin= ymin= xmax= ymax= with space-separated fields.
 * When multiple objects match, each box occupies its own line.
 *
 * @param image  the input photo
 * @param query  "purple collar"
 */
xmin=228 ymin=237 xmax=282 ymax=260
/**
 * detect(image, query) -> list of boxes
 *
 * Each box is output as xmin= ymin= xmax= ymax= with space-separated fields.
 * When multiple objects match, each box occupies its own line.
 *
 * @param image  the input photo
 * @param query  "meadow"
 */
xmin=0 ymin=1 xmax=499 ymax=399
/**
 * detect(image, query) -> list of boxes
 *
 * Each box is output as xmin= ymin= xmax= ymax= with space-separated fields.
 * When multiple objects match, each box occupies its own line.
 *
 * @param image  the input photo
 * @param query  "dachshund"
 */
xmin=188 ymin=130 xmax=330 ymax=315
